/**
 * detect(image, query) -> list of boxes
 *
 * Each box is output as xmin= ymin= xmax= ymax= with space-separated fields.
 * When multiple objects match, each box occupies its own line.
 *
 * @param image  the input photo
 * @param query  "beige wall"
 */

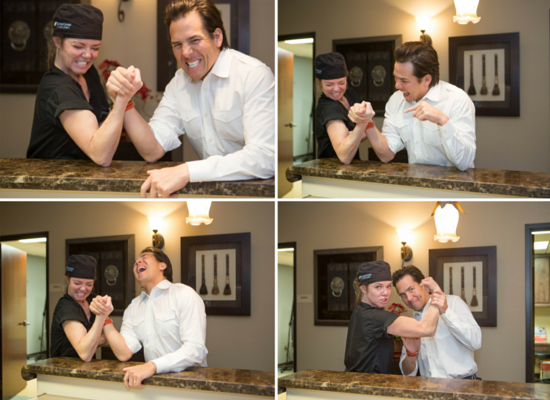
xmin=0 ymin=201 xmax=275 ymax=371
xmin=0 ymin=0 xmax=275 ymax=159
xmin=279 ymin=0 xmax=550 ymax=174
xmin=278 ymin=201 xmax=550 ymax=382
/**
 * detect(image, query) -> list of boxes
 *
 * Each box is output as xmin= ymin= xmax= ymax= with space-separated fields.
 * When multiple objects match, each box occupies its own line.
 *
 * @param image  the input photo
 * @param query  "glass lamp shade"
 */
xmin=453 ymin=0 xmax=481 ymax=24
xmin=186 ymin=200 xmax=213 ymax=226
xmin=434 ymin=204 xmax=460 ymax=243
xmin=397 ymin=229 xmax=412 ymax=244
xmin=415 ymin=16 xmax=432 ymax=32
xmin=148 ymin=216 xmax=164 ymax=232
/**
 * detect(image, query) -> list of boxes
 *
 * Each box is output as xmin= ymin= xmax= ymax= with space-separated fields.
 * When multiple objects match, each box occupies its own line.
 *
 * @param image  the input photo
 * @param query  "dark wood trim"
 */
xmin=279 ymin=241 xmax=297 ymax=372
xmin=525 ymin=222 xmax=550 ymax=383
xmin=278 ymin=32 xmax=317 ymax=159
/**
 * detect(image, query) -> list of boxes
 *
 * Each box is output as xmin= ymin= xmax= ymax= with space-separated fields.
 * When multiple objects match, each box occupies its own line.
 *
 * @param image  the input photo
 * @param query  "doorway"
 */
xmin=525 ymin=223 xmax=550 ymax=383
xmin=278 ymin=242 xmax=296 ymax=376
xmin=277 ymin=33 xmax=316 ymax=198
xmin=1 ymin=232 xmax=49 ymax=400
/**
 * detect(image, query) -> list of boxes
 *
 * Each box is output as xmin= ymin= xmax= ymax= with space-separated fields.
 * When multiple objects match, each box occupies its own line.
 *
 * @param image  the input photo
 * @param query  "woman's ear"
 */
xmin=53 ymin=37 xmax=62 ymax=50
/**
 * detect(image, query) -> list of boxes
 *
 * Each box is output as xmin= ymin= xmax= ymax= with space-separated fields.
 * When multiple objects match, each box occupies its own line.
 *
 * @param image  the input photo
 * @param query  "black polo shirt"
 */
xmin=51 ymin=294 xmax=96 ymax=358
xmin=27 ymin=64 xmax=110 ymax=160
xmin=344 ymin=302 xmax=399 ymax=374
xmin=315 ymin=87 xmax=361 ymax=161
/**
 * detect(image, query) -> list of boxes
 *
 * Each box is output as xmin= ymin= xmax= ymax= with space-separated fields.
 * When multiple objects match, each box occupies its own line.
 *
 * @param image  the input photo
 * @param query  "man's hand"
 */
xmin=404 ymin=101 xmax=449 ymax=126
xmin=430 ymin=288 xmax=448 ymax=314
xmin=419 ymin=277 xmax=441 ymax=294
xmin=140 ymin=163 xmax=190 ymax=198
xmin=106 ymin=66 xmax=143 ymax=103
xmin=122 ymin=362 xmax=157 ymax=390
xmin=348 ymin=101 xmax=375 ymax=125
xmin=89 ymin=295 xmax=113 ymax=317
xmin=402 ymin=337 xmax=421 ymax=354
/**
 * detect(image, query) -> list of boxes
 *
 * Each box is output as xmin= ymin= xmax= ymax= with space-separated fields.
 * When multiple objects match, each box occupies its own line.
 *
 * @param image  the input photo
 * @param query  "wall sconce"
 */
xmin=148 ymin=216 xmax=164 ymax=249
xmin=118 ymin=0 xmax=130 ymax=22
xmin=397 ymin=229 xmax=413 ymax=265
xmin=453 ymin=0 xmax=481 ymax=24
xmin=186 ymin=200 xmax=213 ymax=226
xmin=431 ymin=202 xmax=465 ymax=243
xmin=415 ymin=17 xmax=433 ymax=46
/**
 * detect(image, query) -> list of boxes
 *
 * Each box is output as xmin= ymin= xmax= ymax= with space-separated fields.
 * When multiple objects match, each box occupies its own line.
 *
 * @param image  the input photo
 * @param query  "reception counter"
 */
xmin=0 ymin=158 xmax=275 ymax=198
xmin=278 ymin=370 xmax=550 ymax=400
xmin=22 ymin=358 xmax=276 ymax=399
xmin=286 ymin=159 xmax=550 ymax=198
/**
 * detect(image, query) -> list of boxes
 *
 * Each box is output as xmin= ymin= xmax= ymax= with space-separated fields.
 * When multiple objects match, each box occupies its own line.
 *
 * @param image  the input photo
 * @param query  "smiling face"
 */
xmin=394 ymin=61 xmax=431 ymax=103
xmin=66 ymin=277 xmax=94 ymax=303
xmin=361 ymin=280 xmax=392 ymax=308
xmin=395 ymin=274 xmax=430 ymax=312
xmin=320 ymin=77 xmax=347 ymax=102
xmin=54 ymin=37 xmax=100 ymax=79
xmin=134 ymin=251 xmax=166 ymax=290
xmin=170 ymin=11 xmax=222 ymax=81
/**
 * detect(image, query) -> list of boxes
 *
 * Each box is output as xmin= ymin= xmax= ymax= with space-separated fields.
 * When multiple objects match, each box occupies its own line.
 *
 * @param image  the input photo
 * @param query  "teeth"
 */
xmin=76 ymin=61 xmax=87 ymax=65
xmin=188 ymin=60 xmax=200 ymax=68
xmin=138 ymin=266 xmax=146 ymax=273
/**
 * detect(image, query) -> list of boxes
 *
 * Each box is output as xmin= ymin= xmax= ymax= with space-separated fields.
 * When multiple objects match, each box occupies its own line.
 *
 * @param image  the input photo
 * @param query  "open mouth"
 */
xmin=187 ymin=59 xmax=201 ymax=69
xmin=137 ymin=265 xmax=147 ymax=275
xmin=75 ymin=61 xmax=88 ymax=67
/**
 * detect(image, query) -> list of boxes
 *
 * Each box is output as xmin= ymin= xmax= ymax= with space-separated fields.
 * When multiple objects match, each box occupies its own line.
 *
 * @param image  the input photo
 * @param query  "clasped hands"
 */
xmin=89 ymin=295 xmax=157 ymax=390
xmin=348 ymin=101 xmax=375 ymax=126
xmin=106 ymin=66 xmax=143 ymax=106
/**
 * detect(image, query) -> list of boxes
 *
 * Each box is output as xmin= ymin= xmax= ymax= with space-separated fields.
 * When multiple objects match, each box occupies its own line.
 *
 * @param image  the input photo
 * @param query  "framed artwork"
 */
xmin=181 ymin=232 xmax=251 ymax=316
xmin=333 ymin=35 xmax=401 ymax=114
xmin=314 ymin=246 xmax=383 ymax=326
xmin=156 ymin=0 xmax=250 ymax=91
xmin=66 ymin=234 xmax=135 ymax=316
xmin=0 ymin=0 xmax=89 ymax=93
xmin=449 ymin=32 xmax=519 ymax=116
xmin=429 ymin=246 xmax=497 ymax=327
xmin=535 ymin=255 xmax=550 ymax=307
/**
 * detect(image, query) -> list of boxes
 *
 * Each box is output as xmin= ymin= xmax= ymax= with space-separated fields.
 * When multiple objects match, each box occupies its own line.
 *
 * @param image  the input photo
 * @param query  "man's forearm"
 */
xmin=123 ymin=109 xmax=166 ymax=162
xmin=103 ymin=324 xmax=134 ymax=362
xmin=365 ymin=126 xmax=395 ymax=162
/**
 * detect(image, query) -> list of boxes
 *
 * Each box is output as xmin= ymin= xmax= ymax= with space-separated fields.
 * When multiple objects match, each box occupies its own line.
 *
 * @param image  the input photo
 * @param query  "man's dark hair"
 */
xmin=140 ymin=246 xmax=173 ymax=282
xmin=392 ymin=265 xmax=425 ymax=288
xmin=164 ymin=0 xmax=229 ymax=51
xmin=394 ymin=41 xmax=439 ymax=88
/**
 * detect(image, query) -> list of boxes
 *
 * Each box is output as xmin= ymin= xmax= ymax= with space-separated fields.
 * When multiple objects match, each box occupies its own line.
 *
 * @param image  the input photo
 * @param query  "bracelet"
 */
xmin=125 ymin=100 xmax=135 ymax=111
xmin=406 ymin=350 xmax=419 ymax=357
xmin=104 ymin=318 xmax=113 ymax=326
xmin=366 ymin=121 xmax=375 ymax=130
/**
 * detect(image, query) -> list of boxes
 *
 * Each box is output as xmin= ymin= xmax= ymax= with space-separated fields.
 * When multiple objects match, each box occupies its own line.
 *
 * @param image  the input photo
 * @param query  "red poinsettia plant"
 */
xmin=98 ymin=59 xmax=161 ymax=115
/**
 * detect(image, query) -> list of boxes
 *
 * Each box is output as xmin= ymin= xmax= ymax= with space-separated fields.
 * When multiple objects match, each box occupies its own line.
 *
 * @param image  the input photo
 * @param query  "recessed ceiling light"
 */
xmin=534 ymin=241 xmax=549 ymax=250
xmin=19 ymin=238 xmax=47 ymax=243
xmin=284 ymin=38 xmax=314 ymax=44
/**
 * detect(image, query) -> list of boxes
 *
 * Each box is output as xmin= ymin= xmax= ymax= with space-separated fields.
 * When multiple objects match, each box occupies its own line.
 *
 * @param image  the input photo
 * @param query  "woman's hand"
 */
xmin=348 ymin=101 xmax=375 ymax=125
xmin=89 ymin=295 xmax=113 ymax=317
xmin=106 ymin=66 xmax=143 ymax=103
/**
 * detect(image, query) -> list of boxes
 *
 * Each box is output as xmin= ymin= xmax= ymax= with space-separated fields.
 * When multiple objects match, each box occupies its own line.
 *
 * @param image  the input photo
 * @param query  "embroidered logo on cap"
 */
xmin=66 ymin=266 xmax=74 ymax=271
xmin=359 ymin=273 xmax=372 ymax=280
xmin=54 ymin=22 xmax=72 ymax=30
xmin=315 ymin=68 xmax=322 ymax=74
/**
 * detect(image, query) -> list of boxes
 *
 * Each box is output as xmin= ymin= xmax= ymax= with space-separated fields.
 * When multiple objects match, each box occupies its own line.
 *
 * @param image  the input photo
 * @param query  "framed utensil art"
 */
xmin=333 ymin=35 xmax=402 ymax=114
xmin=314 ymin=246 xmax=383 ymax=326
xmin=181 ymin=232 xmax=251 ymax=316
xmin=66 ymin=234 xmax=135 ymax=316
xmin=449 ymin=32 xmax=519 ymax=116
xmin=429 ymin=246 xmax=497 ymax=327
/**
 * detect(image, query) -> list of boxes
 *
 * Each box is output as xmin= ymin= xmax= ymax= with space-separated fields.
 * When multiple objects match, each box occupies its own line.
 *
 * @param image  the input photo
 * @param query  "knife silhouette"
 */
xmin=480 ymin=54 xmax=488 ymax=95
xmin=212 ymin=254 xmax=220 ymax=294
xmin=223 ymin=254 xmax=231 ymax=295
xmin=467 ymin=55 xmax=476 ymax=95
xmin=199 ymin=254 xmax=208 ymax=294
xmin=492 ymin=54 xmax=500 ymax=96
xmin=471 ymin=266 xmax=479 ymax=307
xmin=461 ymin=266 xmax=467 ymax=302
xmin=449 ymin=266 xmax=453 ymax=295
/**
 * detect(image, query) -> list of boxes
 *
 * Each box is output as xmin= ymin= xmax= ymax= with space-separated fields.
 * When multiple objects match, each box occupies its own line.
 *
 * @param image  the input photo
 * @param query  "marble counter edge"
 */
xmin=21 ymin=363 xmax=276 ymax=397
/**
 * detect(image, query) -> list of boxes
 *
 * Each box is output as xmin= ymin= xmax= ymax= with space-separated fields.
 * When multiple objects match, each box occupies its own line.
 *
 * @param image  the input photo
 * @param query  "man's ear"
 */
xmin=159 ymin=262 xmax=167 ymax=272
xmin=423 ymin=74 xmax=432 ymax=87
xmin=213 ymin=27 xmax=223 ymax=49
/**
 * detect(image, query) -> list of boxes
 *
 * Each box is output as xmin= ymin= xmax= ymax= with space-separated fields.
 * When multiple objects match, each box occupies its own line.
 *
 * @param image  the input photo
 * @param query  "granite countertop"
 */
xmin=0 ymin=158 xmax=274 ymax=197
xmin=278 ymin=370 xmax=550 ymax=400
xmin=22 ymin=358 xmax=275 ymax=397
xmin=286 ymin=159 xmax=550 ymax=198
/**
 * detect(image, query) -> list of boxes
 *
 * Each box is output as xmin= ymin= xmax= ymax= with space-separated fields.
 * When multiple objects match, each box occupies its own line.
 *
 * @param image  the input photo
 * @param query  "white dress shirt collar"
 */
xmin=209 ymin=48 xmax=232 ymax=79
xmin=417 ymin=82 xmax=442 ymax=104
xmin=139 ymin=279 xmax=171 ymax=299
xmin=413 ymin=297 xmax=432 ymax=319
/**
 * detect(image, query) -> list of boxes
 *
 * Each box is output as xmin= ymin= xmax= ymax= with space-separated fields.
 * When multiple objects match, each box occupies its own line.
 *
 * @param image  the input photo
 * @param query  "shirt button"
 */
xmin=415 ymin=122 xmax=418 ymax=126
xmin=209 ymin=138 xmax=213 ymax=142
xmin=205 ymin=113 xmax=208 ymax=117
xmin=185 ymin=115 xmax=189 ymax=119
xmin=443 ymin=129 xmax=447 ymax=133
xmin=416 ymin=141 xmax=419 ymax=144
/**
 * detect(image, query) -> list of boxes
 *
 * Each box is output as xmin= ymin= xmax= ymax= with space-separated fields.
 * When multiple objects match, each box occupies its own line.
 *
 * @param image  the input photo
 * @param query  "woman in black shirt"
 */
xmin=314 ymin=52 xmax=375 ymax=164
xmin=27 ymin=4 xmax=139 ymax=165
xmin=344 ymin=261 xmax=440 ymax=374
xmin=51 ymin=255 xmax=113 ymax=361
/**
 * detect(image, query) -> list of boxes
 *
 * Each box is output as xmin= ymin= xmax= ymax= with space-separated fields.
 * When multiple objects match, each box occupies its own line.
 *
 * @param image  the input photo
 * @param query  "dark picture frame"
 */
xmin=333 ymin=35 xmax=401 ymax=114
xmin=429 ymin=246 xmax=497 ymax=327
xmin=449 ymin=32 xmax=519 ymax=116
xmin=181 ymin=232 xmax=251 ymax=316
xmin=0 ymin=0 xmax=89 ymax=93
xmin=156 ymin=0 xmax=250 ymax=91
xmin=314 ymin=246 xmax=383 ymax=326
xmin=66 ymin=234 xmax=135 ymax=316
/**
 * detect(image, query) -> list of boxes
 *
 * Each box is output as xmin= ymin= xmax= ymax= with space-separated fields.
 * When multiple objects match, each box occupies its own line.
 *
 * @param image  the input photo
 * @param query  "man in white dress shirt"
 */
xmin=349 ymin=41 xmax=476 ymax=171
xmin=106 ymin=0 xmax=274 ymax=198
xmin=90 ymin=246 xmax=207 ymax=389
xmin=392 ymin=266 xmax=482 ymax=379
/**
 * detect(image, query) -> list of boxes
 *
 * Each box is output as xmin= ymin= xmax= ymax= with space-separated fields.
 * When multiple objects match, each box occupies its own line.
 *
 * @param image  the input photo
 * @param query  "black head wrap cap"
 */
xmin=314 ymin=52 xmax=347 ymax=80
xmin=357 ymin=260 xmax=392 ymax=286
xmin=66 ymin=255 xmax=97 ymax=280
xmin=53 ymin=4 xmax=103 ymax=40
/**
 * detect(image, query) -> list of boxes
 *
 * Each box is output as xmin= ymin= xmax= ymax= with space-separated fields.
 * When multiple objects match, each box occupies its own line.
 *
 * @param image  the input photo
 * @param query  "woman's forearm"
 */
xmin=335 ymin=123 xmax=367 ymax=164
xmin=103 ymin=324 xmax=134 ymax=362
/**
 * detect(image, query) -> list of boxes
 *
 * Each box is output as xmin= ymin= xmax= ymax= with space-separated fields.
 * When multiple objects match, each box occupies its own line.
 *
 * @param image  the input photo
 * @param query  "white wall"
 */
xmin=27 ymin=254 xmax=47 ymax=355
xmin=278 ymin=201 xmax=550 ymax=383
xmin=0 ymin=201 xmax=275 ymax=371
xmin=279 ymin=0 xmax=550 ymax=173
xmin=0 ymin=0 xmax=275 ymax=159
